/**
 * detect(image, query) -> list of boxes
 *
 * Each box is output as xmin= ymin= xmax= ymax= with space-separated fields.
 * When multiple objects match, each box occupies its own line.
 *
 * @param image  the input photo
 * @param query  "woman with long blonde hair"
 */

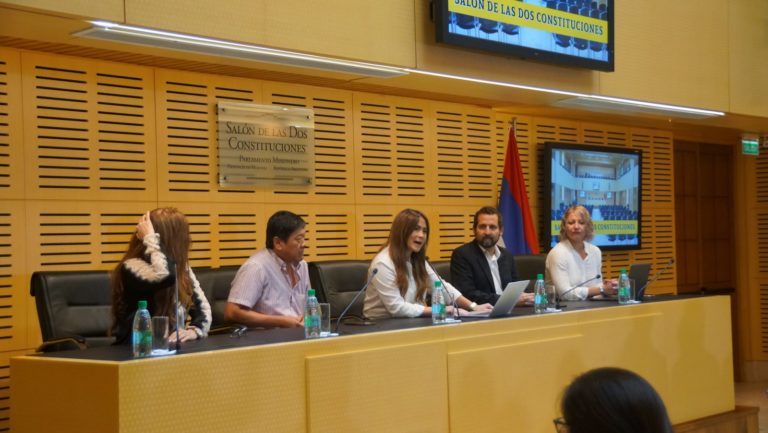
xmin=111 ymin=208 xmax=211 ymax=344
xmin=363 ymin=209 xmax=491 ymax=319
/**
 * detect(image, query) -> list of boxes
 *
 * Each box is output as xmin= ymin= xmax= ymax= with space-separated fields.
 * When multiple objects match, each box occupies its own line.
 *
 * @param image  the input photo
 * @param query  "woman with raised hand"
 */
xmin=111 ymin=208 xmax=211 ymax=344
xmin=363 ymin=208 xmax=492 ymax=319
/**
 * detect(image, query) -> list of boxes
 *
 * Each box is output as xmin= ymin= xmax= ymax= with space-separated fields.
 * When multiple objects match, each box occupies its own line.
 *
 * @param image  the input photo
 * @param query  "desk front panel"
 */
xmin=11 ymin=296 xmax=734 ymax=433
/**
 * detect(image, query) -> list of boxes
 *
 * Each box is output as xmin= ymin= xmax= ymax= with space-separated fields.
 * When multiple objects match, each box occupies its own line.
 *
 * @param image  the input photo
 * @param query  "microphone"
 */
xmin=334 ymin=268 xmax=378 ymax=332
xmin=555 ymin=274 xmax=601 ymax=309
xmin=637 ymin=259 xmax=674 ymax=301
xmin=160 ymin=237 xmax=181 ymax=353
xmin=173 ymin=263 xmax=181 ymax=352
xmin=426 ymin=258 xmax=459 ymax=320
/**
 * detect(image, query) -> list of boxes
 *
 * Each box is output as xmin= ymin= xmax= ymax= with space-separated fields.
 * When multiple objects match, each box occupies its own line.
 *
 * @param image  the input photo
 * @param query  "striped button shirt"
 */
xmin=228 ymin=249 xmax=308 ymax=316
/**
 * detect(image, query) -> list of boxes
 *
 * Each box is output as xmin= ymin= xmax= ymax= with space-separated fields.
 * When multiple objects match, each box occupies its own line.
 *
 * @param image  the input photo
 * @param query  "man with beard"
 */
xmin=450 ymin=206 xmax=534 ymax=306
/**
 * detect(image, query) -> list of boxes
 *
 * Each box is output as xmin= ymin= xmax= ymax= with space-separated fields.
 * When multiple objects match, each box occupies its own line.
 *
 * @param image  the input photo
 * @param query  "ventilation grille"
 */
xmin=433 ymin=107 xmax=495 ymax=201
xmin=267 ymin=84 xmax=353 ymax=200
xmin=23 ymin=52 xmax=155 ymax=199
xmin=356 ymin=95 xmax=428 ymax=200
xmin=0 ymin=52 xmax=24 ymax=199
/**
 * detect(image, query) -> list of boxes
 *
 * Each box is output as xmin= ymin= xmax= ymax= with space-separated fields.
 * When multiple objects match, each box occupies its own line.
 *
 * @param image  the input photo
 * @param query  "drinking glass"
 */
xmin=319 ymin=303 xmax=331 ymax=337
xmin=151 ymin=316 xmax=169 ymax=351
xmin=545 ymin=284 xmax=557 ymax=310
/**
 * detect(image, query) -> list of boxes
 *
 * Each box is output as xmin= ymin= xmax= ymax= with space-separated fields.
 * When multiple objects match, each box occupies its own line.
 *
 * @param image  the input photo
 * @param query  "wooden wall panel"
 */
xmin=286 ymin=205 xmax=358 ymax=262
xmin=0 ymin=201 xmax=26 ymax=352
xmin=155 ymin=68 xmax=264 ymax=203
xmin=0 ymin=48 xmax=23 ymax=200
xmin=25 ymin=201 xmax=155 ymax=271
xmin=21 ymin=52 xmax=156 ymax=200
xmin=431 ymin=103 xmax=496 ymax=205
xmin=354 ymin=93 xmax=430 ymax=203
xmin=264 ymin=82 xmax=354 ymax=202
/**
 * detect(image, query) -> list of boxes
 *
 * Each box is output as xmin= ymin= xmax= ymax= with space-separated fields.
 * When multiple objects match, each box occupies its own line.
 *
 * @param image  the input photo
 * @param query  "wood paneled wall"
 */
xmin=0 ymin=45 xmax=680 ymax=430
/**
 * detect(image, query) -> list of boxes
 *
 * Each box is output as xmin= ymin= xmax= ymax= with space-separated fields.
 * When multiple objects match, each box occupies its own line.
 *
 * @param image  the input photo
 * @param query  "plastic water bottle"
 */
xmin=432 ymin=280 xmax=447 ymax=324
xmin=534 ymin=273 xmax=547 ymax=314
xmin=304 ymin=288 xmax=321 ymax=338
xmin=132 ymin=300 xmax=153 ymax=358
xmin=618 ymin=268 xmax=631 ymax=304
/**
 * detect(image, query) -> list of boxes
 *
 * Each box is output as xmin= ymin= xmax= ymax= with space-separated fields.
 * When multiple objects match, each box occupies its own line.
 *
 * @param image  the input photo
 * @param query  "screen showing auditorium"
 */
xmin=546 ymin=143 xmax=641 ymax=251
xmin=433 ymin=0 xmax=614 ymax=72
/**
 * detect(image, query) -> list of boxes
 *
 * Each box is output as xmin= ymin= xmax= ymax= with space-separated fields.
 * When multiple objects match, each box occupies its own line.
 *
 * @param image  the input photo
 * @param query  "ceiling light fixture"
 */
xmin=407 ymin=69 xmax=725 ymax=119
xmin=74 ymin=22 xmax=725 ymax=119
xmin=74 ymin=21 xmax=408 ymax=78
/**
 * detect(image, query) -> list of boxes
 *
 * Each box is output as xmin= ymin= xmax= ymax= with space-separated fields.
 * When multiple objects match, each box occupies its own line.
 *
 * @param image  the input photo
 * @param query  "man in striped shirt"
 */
xmin=225 ymin=211 xmax=309 ymax=328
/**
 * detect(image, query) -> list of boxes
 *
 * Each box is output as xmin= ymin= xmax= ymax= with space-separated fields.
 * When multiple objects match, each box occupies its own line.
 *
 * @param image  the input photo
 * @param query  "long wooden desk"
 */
xmin=11 ymin=296 xmax=734 ymax=433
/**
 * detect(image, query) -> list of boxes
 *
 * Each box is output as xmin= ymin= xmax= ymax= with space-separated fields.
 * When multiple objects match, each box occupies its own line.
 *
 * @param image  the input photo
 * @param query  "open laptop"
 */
xmin=591 ymin=263 xmax=651 ymax=301
xmin=464 ymin=280 xmax=529 ymax=318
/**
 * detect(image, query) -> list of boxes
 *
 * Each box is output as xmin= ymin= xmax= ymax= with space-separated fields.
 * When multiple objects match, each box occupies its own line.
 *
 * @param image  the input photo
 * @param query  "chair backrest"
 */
xmin=30 ymin=270 xmax=114 ymax=348
xmin=308 ymin=260 xmax=370 ymax=318
xmin=194 ymin=266 xmax=239 ymax=329
xmin=513 ymin=254 xmax=547 ymax=291
xmin=430 ymin=260 xmax=452 ymax=285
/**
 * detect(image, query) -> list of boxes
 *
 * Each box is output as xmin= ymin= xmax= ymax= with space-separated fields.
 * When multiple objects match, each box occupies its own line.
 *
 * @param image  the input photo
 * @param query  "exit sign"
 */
xmin=742 ymin=138 xmax=760 ymax=156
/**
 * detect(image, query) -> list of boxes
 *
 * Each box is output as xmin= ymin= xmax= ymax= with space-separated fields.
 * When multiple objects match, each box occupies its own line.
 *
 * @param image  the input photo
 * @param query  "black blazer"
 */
xmin=450 ymin=241 xmax=519 ymax=305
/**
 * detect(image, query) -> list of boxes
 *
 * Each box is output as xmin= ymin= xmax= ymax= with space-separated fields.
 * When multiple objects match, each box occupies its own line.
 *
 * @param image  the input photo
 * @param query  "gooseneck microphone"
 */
xmin=426 ymin=258 xmax=459 ymax=320
xmin=637 ymin=259 xmax=675 ymax=301
xmin=334 ymin=268 xmax=378 ymax=332
xmin=555 ymin=274 xmax=601 ymax=309
xmin=160 ymin=237 xmax=181 ymax=352
xmin=173 ymin=263 xmax=181 ymax=352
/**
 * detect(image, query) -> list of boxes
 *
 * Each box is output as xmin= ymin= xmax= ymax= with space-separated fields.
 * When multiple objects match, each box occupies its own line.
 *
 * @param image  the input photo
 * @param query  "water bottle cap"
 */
xmin=434 ymin=280 xmax=442 ymax=287
xmin=620 ymin=268 xmax=627 ymax=274
xmin=137 ymin=300 xmax=147 ymax=309
xmin=536 ymin=273 xmax=543 ymax=280
xmin=308 ymin=288 xmax=315 ymax=296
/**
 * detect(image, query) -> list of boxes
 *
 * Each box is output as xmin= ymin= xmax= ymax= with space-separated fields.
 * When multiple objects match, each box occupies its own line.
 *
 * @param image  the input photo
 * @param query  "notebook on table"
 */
xmin=464 ymin=280 xmax=529 ymax=318
xmin=590 ymin=263 xmax=651 ymax=301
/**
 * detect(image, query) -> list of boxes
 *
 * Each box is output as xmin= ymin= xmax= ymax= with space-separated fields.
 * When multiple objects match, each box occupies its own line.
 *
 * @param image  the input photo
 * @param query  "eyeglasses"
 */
xmin=553 ymin=417 xmax=568 ymax=433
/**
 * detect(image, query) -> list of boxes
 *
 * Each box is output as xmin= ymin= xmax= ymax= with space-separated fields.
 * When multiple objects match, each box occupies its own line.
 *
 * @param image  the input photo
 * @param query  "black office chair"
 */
xmin=30 ymin=270 xmax=114 ymax=352
xmin=195 ymin=266 xmax=240 ymax=335
xmin=513 ymin=254 xmax=546 ymax=292
xmin=429 ymin=260 xmax=453 ymax=285
xmin=309 ymin=260 xmax=370 ymax=320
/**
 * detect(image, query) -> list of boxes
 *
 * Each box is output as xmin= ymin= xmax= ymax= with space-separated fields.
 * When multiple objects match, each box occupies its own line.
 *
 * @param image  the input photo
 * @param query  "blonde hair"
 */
xmin=559 ymin=205 xmax=594 ymax=242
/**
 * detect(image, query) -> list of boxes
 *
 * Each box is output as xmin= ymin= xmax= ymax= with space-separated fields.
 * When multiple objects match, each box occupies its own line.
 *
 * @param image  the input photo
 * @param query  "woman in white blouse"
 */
xmin=363 ymin=208 xmax=492 ymax=319
xmin=546 ymin=205 xmax=617 ymax=301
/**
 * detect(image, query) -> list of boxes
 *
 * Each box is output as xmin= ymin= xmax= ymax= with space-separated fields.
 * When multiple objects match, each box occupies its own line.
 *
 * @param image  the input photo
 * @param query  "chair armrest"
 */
xmin=36 ymin=336 xmax=88 ymax=353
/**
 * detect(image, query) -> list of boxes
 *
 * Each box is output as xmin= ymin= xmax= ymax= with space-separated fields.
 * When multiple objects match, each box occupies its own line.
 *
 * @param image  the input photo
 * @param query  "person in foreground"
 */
xmin=363 ymin=208 xmax=492 ymax=320
xmin=111 ymin=208 xmax=211 ymax=344
xmin=545 ymin=205 xmax=616 ymax=300
xmin=450 ymin=206 xmax=534 ymax=306
xmin=555 ymin=367 xmax=673 ymax=433
xmin=225 ymin=210 xmax=308 ymax=328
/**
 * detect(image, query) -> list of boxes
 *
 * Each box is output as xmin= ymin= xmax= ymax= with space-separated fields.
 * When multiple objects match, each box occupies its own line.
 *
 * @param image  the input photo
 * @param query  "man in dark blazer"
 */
xmin=450 ymin=206 xmax=534 ymax=305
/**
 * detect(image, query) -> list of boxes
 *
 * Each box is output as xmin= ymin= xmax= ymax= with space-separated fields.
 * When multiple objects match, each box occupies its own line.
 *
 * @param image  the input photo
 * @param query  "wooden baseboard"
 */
xmin=674 ymin=406 xmax=759 ymax=433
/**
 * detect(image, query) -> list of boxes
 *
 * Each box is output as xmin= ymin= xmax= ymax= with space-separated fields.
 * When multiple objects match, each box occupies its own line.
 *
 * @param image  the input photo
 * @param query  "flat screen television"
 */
xmin=545 ymin=143 xmax=641 ymax=251
xmin=433 ymin=0 xmax=614 ymax=72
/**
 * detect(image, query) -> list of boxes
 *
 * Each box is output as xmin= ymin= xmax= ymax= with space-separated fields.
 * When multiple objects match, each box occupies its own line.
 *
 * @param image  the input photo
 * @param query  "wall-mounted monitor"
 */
xmin=433 ymin=0 xmax=614 ymax=72
xmin=545 ymin=143 xmax=641 ymax=251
